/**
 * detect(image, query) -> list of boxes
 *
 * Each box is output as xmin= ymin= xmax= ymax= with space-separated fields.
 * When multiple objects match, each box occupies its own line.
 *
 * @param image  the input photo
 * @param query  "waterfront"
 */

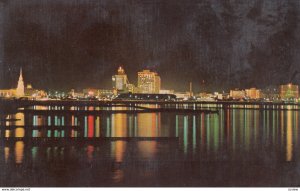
xmin=1 ymin=103 xmax=300 ymax=186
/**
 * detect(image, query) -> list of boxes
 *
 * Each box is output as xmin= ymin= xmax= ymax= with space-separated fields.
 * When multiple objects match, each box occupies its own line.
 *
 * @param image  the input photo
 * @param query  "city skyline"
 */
xmin=1 ymin=0 xmax=300 ymax=91
xmin=0 ymin=66 xmax=299 ymax=102
xmin=1 ymin=1 xmax=300 ymax=187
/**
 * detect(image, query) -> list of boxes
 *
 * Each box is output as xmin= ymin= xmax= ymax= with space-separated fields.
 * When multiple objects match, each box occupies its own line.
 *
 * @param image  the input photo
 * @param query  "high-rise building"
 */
xmin=112 ymin=66 xmax=136 ymax=94
xmin=280 ymin=83 xmax=299 ymax=99
xmin=112 ymin=66 xmax=129 ymax=93
xmin=137 ymin=70 xmax=161 ymax=94
xmin=245 ymin=88 xmax=261 ymax=99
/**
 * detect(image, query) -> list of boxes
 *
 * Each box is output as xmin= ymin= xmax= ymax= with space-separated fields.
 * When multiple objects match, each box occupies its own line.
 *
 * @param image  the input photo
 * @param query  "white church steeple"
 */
xmin=16 ymin=68 xmax=25 ymax=97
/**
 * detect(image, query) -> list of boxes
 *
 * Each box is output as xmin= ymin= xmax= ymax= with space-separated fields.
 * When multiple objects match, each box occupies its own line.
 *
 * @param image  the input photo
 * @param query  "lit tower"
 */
xmin=137 ymin=70 xmax=161 ymax=94
xmin=16 ymin=68 xmax=25 ymax=97
xmin=189 ymin=82 xmax=193 ymax=97
xmin=117 ymin=66 xmax=125 ymax=75
xmin=112 ymin=66 xmax=130 ymax=93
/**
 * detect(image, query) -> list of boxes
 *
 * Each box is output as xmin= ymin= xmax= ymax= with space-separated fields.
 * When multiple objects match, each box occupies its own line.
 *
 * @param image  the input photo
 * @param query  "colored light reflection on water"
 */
xmin=14 ymin=141 xmax=24 ymax=164
xmin=1 ymin=105 xmax=300 ymax=186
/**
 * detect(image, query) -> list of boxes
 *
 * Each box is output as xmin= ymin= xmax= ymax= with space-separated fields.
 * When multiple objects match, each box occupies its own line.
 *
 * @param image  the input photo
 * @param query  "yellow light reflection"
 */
xmin=114 ymin=141 xmax=126 ymax=163
xmin=286 ymin=110 xmax=293 ymax=161
xmin=5 ymin=115 xmax=10 ymax=126
xmin=15 ymin=113 xmax=24 ymax=126
xmin=112 ymin=114 xmax=127 ymax=137
xmin=138 ymin=141 xmax=157 ymax=159
xmin=5 ymin=130 xmax=10 ymax=138
xmin=4 ymin=147 xmax=9 ymax=163
xmin=295 ymin=111 xmax=298 ymax=146
xmin=15 ymin=141 xmax=24 ymax=164
xmin=95 ymin=117 xmax=100 ymax=137
xmin=281 ymin=111 xmax=284 ymax=144
xmin=15 ymin=128 xmax=25 ymax=137
xmin=137 ymin=113 xmax=158 ymax=137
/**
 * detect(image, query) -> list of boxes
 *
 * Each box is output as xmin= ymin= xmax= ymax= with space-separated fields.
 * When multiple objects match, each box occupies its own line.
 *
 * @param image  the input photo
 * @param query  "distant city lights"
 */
xmin=0 ymin=67 xmax=299 ymax=103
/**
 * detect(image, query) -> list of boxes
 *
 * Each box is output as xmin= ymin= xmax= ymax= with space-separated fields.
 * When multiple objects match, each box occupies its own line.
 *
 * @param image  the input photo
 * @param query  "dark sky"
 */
xmin=0 ymin=0 xmax=300 ymax=91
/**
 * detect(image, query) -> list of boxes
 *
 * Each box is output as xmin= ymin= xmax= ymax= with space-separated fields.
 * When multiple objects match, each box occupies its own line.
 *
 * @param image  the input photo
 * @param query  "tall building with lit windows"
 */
xmin=137 ymin=70 xmax=161 ymax=94
xmin=280 ymin=83 xmax=299 ymax=99
xmin=112 ymin=66 xmax=135 ymax=94
xmin=245 ymin=88 xmax=261 ymax=99
xmin=112 ymin=66 xmax=129 ymax=93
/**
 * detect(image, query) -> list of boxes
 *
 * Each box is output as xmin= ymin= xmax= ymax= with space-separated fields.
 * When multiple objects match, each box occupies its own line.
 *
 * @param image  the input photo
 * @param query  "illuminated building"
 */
xmin=0 ymin=68 xmax=46 ymax=98
xmin=196 ymin=92 xmax=216 ymax=101
xmin=279 ymin=83 xmax=299 ymax=99
xmin=230 ymin=89 xmax=246 ymax=100
xmin=25 ymin=84 xmax=47 ymax=98
xmin=69 ymin=89 xmax=84 ymax=98
xmin=98 ymin=89 xmax=114 ymax=97
xmin=189 ymin=82 xmax=193 ymax=97
xmin=82 ymin=88 xmax=114 ymax=98
xmin=137 ymin=70 xmax=161 ymax=94
xmin=159 ymin=89 xmax=174 ymax=94
xmin=174 ymin=92 xmax=190 ymax=100
xmin=83 ymin=88 xmax=99 ymax=97
xmin=0 ymin=68 xmax=24 ymax=97
xmin=126 ymin=84 xmax=137 ymax=93
xmin=114 ymin=93 xmax=176 ymax=100
xmin=245 ymin=88 xmax=261 ymax=99
xmin=262 ymin=86 xmax=279 ymax=101
xmin=16 ymin=68 xmax=25 ymax=97
xmin=0 ymin=89 xmax=15 ymax=97
xmin=216 ymin=93 xmax=223 ymax=100
xmin=112 ymin=66 xmax=135 ymax=93
xmin=112 ymin=66 xmax=128 ymax=92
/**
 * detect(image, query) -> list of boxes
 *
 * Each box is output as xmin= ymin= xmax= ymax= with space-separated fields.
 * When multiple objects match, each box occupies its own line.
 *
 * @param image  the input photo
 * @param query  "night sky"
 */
xmin=0 ymin=0 xmax=300 ymax=92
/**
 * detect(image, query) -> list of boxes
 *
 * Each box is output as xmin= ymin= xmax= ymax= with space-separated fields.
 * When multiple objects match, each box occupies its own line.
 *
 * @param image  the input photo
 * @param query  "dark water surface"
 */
xmin=1 ymin=105 xmax=300 ymax=186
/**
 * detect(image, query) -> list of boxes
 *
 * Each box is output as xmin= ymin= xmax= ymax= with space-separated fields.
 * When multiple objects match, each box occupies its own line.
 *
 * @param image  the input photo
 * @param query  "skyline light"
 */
xmin=1 ymin=1 xmax=300 ymax=188
xmin=1 ymin=1 xmax=300 ymax=91
xmin=0 ymin=66 xmax=299 ymax=103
